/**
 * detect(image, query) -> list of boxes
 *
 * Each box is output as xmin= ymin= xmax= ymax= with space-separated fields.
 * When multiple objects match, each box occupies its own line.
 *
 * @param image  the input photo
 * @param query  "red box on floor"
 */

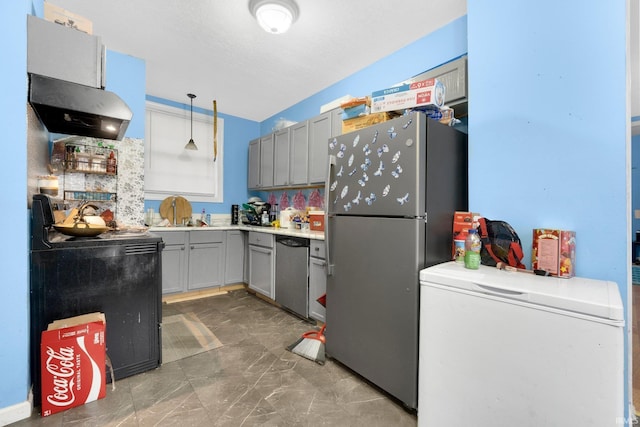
xmin=532 ymin=229 xmax=576 ymax=278
xmin=40 ymin=313 xmax=106 ymax=417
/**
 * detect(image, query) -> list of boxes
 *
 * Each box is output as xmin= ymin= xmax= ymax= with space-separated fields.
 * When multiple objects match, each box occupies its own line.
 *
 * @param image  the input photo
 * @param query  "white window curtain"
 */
xmin=144 ymin=101 xmax=224 ymax=202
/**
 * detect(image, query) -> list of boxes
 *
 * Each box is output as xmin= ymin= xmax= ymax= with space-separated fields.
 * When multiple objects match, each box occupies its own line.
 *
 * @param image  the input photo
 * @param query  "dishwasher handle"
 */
xmin=276 ymin=236 xmax=309 ymax=248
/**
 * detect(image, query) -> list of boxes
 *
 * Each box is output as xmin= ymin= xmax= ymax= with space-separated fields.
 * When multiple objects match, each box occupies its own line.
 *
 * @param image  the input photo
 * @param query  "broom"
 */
xmin=286 ymin=324 xmax=326 ymax=365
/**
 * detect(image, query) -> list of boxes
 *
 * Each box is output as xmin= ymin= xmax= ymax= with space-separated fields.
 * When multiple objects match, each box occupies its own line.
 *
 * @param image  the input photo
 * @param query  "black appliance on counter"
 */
xmin=29 ymin=194 xmax=163 ymax=406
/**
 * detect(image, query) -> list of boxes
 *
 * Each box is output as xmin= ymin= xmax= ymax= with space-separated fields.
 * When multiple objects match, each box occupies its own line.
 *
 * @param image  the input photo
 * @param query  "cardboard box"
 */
xmin=532 ymin=229 xmax=576 ymax=278
xmin=452 ymin=211 xmax=480 ymax=260
xmin=342 ymin=112 xmax=397 ymax=134
xmin=309 ymin=211 xmax=325 ymax=232
xmin=44 ymin=2 xmax=93 ymax=34
xmin=41 ymin=313 xmax=106 ymax=417
xmin=342 ymin=104 xmax=370 ymax=120
xmin=371 ymin=78 xmax=445 ymax=113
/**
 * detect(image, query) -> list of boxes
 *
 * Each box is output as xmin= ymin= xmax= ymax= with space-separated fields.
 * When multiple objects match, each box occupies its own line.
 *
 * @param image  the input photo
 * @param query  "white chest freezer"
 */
xmin=418 ymin=262 xmax=624 ymax=427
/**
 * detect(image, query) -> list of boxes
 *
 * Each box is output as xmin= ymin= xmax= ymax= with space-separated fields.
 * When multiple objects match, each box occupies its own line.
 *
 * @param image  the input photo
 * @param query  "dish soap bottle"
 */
xmin=464 ymin=228 xmax=481 ymax=269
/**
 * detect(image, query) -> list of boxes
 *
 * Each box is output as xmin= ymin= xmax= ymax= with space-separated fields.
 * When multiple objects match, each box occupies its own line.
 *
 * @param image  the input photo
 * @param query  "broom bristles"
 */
xmin=287 ymin=336 xmax=325 ymax=365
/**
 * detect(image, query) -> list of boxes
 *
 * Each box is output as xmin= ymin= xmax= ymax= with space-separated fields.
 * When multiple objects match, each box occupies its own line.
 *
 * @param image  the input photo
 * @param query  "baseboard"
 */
xmin=0 ymin=395 xmax=32 ymax=426
xmin=162 ymin=283 xmax=246 ymax=304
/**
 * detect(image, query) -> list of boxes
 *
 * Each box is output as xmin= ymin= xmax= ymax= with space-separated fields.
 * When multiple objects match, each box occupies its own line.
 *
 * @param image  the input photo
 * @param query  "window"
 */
xmin=144 ymin=101 xmax=223 ymax=202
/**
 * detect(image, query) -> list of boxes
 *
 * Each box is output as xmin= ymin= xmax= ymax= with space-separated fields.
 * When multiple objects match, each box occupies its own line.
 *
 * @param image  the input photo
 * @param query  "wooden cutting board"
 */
xmin=159 ymin=196 xmax=192 ymax=225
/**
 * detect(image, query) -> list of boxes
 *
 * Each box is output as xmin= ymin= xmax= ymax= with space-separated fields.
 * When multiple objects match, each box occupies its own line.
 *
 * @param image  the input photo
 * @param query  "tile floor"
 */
xmin=12 ymin=289 xmax=417 ymax=426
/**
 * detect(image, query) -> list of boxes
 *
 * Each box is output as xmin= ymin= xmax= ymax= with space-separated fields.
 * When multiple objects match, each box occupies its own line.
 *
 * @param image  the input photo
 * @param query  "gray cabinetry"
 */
xmin=273 ymin=128 xmax=291 ymax=187
xmin=408 ymin=56 xmax=467 ymax=111
xmin=27 ymin=15 xmax=104 ymax=88
xmin=308 ymin=240 xmax=327 ymax=322
xmin=308 ymin=109 xmax=341 ymax=184
xmin=247 ymin=108 xmax=340 ymax=190
xmin=248 ymin=231 xmax=275 ymax=299
xmin=188 ymin=231 xmax=226 ymax=290
xmin=157 ymin=230 xmax=226 ymax=294
xmin=248 ymin=138 xmax=261 ymax=189
xmin=290 ymin=121 xmax=309 ymax=185
xmin=156 ymin=231 xmax=188 ymax=294
xmin=225 ymin=230 xmax=245 ymax=284
xmin=260 ymin=134 xmax=275 ymax=188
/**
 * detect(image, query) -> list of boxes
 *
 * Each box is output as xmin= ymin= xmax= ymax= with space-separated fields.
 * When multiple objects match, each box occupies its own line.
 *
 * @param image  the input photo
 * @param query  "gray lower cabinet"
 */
xmin=188 ymin=230 xmax=226 ymax=290
xmin=157 ymin=230 xmax=227 ymax=294
xmin=308 ymin=240 xmax=327 ymax=322
xmin=157 ymin=231 xmax=188 ymax=294
xmin=225 ymin=230 xmax=245 ymax=284
xmin=248 ymin=231 xmax=275 ymax=299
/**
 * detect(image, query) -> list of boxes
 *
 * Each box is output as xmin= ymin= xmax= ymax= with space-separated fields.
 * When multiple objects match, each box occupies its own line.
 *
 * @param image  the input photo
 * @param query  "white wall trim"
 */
xmin=0 ymin=397 xmax=32 ymax=426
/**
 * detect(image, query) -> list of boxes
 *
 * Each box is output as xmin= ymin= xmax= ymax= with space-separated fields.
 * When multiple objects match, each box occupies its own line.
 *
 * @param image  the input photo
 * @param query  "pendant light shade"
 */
xmin=249 ymin=0 xmax=299 ymax=35
xmin=184 ymin=93 xmax=198 ymax=150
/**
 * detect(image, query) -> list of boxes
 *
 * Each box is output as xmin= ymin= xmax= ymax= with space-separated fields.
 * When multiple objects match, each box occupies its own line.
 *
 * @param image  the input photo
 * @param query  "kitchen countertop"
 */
xmin=149 ymin=224 xmax=325 ymax=240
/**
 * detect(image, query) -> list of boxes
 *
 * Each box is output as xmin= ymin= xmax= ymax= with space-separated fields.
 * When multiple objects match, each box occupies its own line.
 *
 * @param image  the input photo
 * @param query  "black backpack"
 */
xmin=477 ymin=218 xmax=526 ymax=269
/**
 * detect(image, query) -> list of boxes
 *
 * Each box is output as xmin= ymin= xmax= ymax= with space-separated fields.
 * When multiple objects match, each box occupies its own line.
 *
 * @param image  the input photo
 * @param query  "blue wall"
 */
xmin=260 ymin=17 xmax=468 ymax=135
xmin=142 ymin=95 xmax=258 ymax=215
xmin=106 ymin=51 xmax=146 ymax=139
xmin=467 ymin=0 xmax=630 ymax=419
xmin=0 ymin=0 xmax=30 ymax=412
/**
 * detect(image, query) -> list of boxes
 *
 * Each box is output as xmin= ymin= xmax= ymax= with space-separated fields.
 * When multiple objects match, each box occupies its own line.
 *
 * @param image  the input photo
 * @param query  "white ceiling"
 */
xmin=50 ymin=0 xmax=466 ymax=122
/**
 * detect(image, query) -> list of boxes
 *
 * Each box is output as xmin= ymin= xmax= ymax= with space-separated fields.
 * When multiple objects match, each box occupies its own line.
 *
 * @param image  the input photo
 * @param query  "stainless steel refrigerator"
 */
xmin=324 ymin=112 xmax=467 ymax=410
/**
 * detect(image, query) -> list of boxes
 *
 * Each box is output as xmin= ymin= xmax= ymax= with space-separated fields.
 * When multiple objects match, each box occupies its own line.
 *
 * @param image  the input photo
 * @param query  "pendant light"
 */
xmin=249 ymin=0 xmax=299 ymax=35
xmin=184 ymin=93 xmax=198 ymax=150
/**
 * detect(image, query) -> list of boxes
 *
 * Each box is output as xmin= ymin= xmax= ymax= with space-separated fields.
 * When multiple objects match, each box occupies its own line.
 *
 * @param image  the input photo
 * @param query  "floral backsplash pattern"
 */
xmin=55 ymin=136 xmax=145 ymax=226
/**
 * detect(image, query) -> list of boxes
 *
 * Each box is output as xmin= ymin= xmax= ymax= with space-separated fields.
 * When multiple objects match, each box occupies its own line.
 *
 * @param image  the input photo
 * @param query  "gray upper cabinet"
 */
xmin=308 ymin=111 xmax=332 ymax=184
xmin=260 ymin=134 xmax=275 ymax=188
xmin=248 ymin=138 xmax=261 ymax=189
xmin=248 ymin=108 xmax=341 ymax=190
xmin=289 ymin=121 xmax=309 ymax=186
xmin=27 ymin=15 xmax=104 ymax=88
xmin=273 ymin=128 xmax=291 ymax=187
xmin=408 ymin=56 xmax=467 ymax=108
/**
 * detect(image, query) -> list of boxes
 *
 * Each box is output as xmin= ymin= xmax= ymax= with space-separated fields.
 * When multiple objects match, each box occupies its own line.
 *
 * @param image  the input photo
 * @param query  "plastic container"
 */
xmin=464 ymin=228 xmax=481 ymax=269
xmin=309 ymin=211 xmax=325 ymax=231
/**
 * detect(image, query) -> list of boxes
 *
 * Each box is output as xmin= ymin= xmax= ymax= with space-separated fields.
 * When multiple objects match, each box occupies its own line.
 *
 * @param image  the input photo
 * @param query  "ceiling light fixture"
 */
xmin=249 ymin=0 xmax=299 ymax=35
xmin=184 ymin=93 xmax=198 ymax=151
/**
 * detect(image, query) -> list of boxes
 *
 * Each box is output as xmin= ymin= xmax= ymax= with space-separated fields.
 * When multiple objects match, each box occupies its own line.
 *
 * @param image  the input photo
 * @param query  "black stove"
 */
xmin=31 ymin=194 xmax=158 ymax=249
xmin=29 ymin=194 xmax=163 ymax=408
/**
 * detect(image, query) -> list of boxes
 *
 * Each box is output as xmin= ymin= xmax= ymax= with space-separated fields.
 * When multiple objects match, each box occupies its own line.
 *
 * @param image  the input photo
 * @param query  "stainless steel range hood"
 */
xmin=29 ymin=74 xmax=132 ymax=141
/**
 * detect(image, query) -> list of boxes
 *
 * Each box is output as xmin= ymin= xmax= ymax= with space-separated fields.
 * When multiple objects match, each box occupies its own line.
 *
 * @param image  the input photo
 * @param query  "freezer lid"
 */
xmin=419 ymin=262 xmax=624 ymax=322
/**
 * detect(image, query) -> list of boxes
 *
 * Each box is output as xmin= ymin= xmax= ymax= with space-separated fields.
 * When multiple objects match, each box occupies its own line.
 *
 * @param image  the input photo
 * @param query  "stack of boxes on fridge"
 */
xmin=340 ymin=78 xmax=454 ymax=134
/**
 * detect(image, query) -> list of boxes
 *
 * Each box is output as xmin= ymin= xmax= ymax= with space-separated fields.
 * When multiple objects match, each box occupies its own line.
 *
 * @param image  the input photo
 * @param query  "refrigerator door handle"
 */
xmin=325 ymin=154 xmax=336 ymax=276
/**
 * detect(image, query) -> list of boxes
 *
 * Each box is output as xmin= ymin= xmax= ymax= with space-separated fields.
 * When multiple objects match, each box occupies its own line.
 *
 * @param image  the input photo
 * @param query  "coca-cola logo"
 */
xmin=44 ymin=346 xmax=76 ymax=407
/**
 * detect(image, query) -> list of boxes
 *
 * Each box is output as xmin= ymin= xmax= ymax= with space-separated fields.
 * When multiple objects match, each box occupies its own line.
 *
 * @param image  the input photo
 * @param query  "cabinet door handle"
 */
xmin=181 ymin=246 xmax=185 ymax=250
xmin=191 ymin=245 xmax=195 ymax=250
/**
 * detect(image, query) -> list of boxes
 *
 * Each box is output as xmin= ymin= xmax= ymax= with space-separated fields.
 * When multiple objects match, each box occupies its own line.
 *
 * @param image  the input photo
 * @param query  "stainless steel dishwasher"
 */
xmin=275 ymin=236 xmax=309 ymax=318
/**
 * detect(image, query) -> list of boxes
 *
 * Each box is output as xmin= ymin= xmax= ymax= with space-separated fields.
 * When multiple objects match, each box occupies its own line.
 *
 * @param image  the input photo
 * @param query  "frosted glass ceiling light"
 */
xmin=249 ymin=0 xmax=299 ymax=34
